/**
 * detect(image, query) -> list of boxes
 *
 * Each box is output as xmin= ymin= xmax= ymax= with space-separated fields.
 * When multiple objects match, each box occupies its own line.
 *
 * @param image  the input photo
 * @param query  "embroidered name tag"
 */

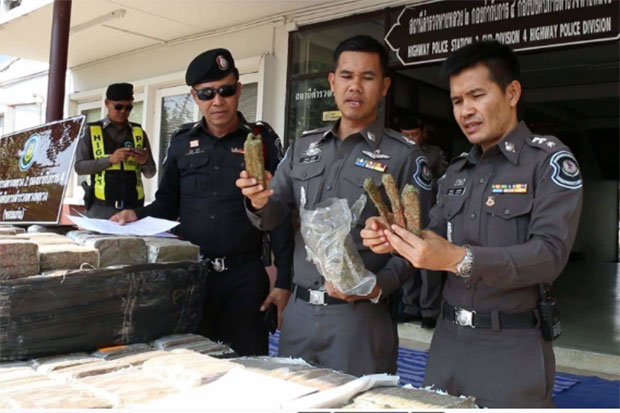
xmin=491 ymin=183 xmax=528 ymax=194
xmin=231 ymin=147 xmax=244 ymax=154
xmin=447 ymin=187 xmax=466 ymax=196
xmin=355 ymin=157 xmax=387 ymax=172
xmin=299 ymin=154 xmax=320 ymax=164
xmin=185 ymin=148 xmax=205 ymax=156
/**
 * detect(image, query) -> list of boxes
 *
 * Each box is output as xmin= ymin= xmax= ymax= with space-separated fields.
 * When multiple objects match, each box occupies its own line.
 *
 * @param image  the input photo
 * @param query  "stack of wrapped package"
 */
xmin=0 ymin=226 xmax=206 ymax=362
xmin=0 ymin=333 xmax=474 ymax=409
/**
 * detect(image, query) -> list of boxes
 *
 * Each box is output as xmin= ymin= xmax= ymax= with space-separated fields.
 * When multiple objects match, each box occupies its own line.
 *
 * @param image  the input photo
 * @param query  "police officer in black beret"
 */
xmin=111 ymin=49 xmax=294 ymax=356
xmin=75 ymin=83 xmax=156 ymax=218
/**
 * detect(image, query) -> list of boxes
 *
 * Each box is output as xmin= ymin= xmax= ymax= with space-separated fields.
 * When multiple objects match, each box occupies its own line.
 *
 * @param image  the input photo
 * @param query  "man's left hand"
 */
xmin=260 ymin=287 xmax=291 ymax=330
xmin=325 ymin=282 xmax=380 ymax=302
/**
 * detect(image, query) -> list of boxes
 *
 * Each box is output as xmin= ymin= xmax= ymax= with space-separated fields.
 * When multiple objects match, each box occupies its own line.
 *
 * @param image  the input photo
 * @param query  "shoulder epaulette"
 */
xmin=129 ymin=121 xmax=142 ymax=128
xmin=525 ymin=135 xmax=564 ymax=153
xmin=385 ymin=128 xmax=417 ymax=146
xmin=300 ymin=126 xmax=330 ymax=137
xmin=450 ymin=152 xmax=469 ymax=164
xmin=173 ymin=122 xmax=196 ymax=137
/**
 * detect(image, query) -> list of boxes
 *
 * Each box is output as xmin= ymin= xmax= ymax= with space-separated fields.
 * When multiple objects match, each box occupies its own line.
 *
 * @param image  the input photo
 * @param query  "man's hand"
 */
xmin=325 ymin=281 xmax=381 ymax=303
xmin=110 ymin=209 xmax=138 ymax=225
xmin=109 ymin=148 xmax=132 ymax=164
xmin=130 ymin=148 xmax=149 ymax=165
xmin=260 ymin=287 xmax=291 ymax=330
xmin=361 ymin=216 xmax=394 ymax=254
xmin=235 ymin=170 xmax=274 ymax=210
xmin=384 ymin=226 xmax=466 ymax=273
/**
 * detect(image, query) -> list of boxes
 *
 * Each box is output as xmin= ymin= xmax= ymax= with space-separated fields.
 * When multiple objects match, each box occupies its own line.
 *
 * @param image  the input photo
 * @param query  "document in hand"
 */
xmin=68 ymin=215 xmax=179 ymax=237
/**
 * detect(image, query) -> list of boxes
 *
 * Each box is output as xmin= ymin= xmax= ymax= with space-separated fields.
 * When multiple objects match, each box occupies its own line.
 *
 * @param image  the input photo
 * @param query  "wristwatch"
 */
xmin=455 ymin=245 xmax=474 ymax=278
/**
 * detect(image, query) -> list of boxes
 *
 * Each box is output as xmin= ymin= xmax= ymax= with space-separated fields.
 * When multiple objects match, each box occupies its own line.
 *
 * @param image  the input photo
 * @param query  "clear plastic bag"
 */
xmin=299 ymin=188 xmax=376 ymax=295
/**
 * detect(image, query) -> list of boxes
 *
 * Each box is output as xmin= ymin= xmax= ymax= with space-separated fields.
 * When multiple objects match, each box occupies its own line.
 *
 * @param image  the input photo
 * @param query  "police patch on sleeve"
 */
xmin=550 ymin=151 xmax=582 ymax=189
xmin=413 ymin=155 xmax=432 ymax=191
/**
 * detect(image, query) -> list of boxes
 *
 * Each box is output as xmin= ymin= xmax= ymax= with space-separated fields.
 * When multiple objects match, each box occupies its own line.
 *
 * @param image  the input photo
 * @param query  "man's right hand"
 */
xmin=109 ymin=148 xmax=132 ymax=164
xmin=235 ymin=170 xmax=274 ymax=210
xmin=110 ymin=209 xmax=137 ymax=225
xmin=361 ymin=216 xmax=394 ymax=254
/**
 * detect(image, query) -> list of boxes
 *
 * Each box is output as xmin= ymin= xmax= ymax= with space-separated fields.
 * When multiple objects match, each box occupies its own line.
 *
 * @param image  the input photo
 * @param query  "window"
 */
xmin=158 ymin=92 xmax=196 ymax=168
xmin=286 ymin=15 xmax=385 ymax=144
xmin=13 ymin=103 xmax=41 ymax=131
xmin=239 ymin=82 xmax=258 ymax=123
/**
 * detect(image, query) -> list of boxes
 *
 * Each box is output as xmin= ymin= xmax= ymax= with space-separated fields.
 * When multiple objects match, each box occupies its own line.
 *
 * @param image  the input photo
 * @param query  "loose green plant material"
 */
xmin=363 ymin=178 xmax=390 ymax=223
xmin=401 ymin=184 xmax=421 ymax=236
xmin=382 ymin=174 xmax=406 ymax=228
xmin=243 ymin=132 xmax=266 ymax=187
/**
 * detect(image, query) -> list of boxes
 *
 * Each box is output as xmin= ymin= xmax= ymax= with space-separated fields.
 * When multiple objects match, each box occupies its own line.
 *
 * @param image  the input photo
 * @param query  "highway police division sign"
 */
xmin=0 ymin=116 xmax=85 ymax=224
xmin=385 ymin=0 xmax=619 ymax=66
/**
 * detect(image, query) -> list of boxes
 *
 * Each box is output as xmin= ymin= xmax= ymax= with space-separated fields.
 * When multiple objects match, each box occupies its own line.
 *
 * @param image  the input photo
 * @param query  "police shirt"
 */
xmin=248 ymin=118 xmax=434 ymax=295
xmin=428 ymin=121 xmax=583 ymax=313
xmin=137 ymin=112 xmax=294 ymax=288
xmin=74 ymin=116 xmax=156 ymax=178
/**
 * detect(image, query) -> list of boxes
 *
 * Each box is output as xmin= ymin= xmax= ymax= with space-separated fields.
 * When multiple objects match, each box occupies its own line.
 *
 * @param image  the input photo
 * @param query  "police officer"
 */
xmin=74 ymin=83 xmax=156 ymax=219
xmin=237 ymin=35 xmax=433 ymax=376
xmin=400 ymin=116 xmax=448 ymax=183
xmin=396 ymin=116 xmax=447 ymax=327
xmin=111 ymin=49 xmax=294 ymax=356
xmin=362 ymin=41 xmax=583 ymax=407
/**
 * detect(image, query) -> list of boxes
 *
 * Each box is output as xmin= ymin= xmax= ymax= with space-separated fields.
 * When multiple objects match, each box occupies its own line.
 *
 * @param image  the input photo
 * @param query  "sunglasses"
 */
xmin=193 ymin=84 xmax=237 ymax=101
xmin=113 ymin=103 xmax=133 ymax=112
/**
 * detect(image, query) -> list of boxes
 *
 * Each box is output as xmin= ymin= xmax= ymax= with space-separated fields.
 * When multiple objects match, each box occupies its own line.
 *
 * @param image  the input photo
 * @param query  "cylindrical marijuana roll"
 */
xmin=382 ymin=174 xmax=406 ymax=228
xmin=244 ymin=132 xmax=266 ymax=187
xmin=363 ymin=178 xmax=390 ymax=224
xmin=401 ymin=184 xmax=421 ymax=236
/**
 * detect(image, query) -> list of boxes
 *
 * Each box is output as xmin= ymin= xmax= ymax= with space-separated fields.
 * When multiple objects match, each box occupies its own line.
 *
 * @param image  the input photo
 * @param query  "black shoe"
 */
xmin=421 ymin=317 xmax=437 ymax=329
xmin=396 ymin=313 xmax=423 ymax=323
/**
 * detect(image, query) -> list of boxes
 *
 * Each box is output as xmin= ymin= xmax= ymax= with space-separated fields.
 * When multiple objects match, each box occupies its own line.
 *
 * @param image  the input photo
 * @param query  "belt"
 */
xmin=93 ymin=199 xmax=141 ymax=210
xmin=204 ymin=252 xmax=262 ymax=273
xmin=294 ymin=284 xmax=348 ymax=306
xmin=442 ymin=302 xmax=537 ymax=330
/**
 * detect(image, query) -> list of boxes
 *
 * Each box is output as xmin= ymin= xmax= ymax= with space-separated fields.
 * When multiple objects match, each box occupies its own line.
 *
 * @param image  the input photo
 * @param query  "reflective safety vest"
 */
xmin=90 ymin=124 xmax=145 ymax=204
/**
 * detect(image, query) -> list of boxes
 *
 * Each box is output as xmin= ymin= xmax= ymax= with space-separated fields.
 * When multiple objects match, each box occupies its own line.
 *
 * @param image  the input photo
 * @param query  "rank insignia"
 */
xmin=355 ymin=157 xmax=387 ymax=172
xmin=485 ymin=196 xmax=496 ymax=207
xmin=491 ymin=183 xmax=528 ymax=194
xmin=367 ymin=131 xmax=376 ymax=142
xmin=362 ymin=150 xmax=391 ymax=160
xmin=231 ymin=147 xmax=244 ymax=154
xmin=302 ymin=141 xmax=322 ymax=157
xmin=504 ymin=141 xmax=516 ymax=152
xmin=189 ymin=140 xmax=199 ymax=148
xmin=550 ymin=151 xmax=582 ymax=189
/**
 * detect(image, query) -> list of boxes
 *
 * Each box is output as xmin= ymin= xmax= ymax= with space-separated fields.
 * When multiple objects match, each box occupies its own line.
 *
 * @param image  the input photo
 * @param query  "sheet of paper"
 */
xmin=137 ymin=367 xmax=317 ymax=409
xmin=68 ymin=215 xmax=179 ymax=236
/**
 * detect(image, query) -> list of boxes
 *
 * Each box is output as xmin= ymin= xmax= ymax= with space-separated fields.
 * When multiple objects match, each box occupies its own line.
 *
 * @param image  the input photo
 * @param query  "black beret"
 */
xmin=185 ymin=48 xmax=236 ymax=86
xmin=400 ymin=116 xmax=424 ymax=130
xmin=106 ymin=83 xmax=134 ymax=101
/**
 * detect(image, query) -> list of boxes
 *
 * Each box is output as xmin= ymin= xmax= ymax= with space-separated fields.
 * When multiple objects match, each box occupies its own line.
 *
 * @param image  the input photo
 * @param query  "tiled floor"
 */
xmin=553 ymin=261 xmax=620 ymax=356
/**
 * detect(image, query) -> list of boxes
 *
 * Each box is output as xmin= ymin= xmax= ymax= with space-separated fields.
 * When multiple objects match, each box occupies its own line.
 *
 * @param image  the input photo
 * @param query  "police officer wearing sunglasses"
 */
xmin=111 ymin=49 xmax=294 ymax=357
xmin=75 ymin=83 xmax=156 ymax=219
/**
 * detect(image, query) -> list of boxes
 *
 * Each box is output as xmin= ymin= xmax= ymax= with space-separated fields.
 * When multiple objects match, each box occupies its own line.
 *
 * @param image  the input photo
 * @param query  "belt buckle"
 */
xmin=455 ymin=307 xmax=475 ymax=328
xmin=114 ymin=200 xmax=124 ymax=209
xmin=211 ymin=257 xmax=227 ymax=272
xmin=308 ymin=289 xmax=326 ymax=306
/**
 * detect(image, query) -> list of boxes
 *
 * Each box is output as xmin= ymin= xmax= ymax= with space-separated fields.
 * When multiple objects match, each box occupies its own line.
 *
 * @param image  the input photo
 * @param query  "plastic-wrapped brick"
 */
xmin=38 ymin=244 xmax=100 ymax=271
xmin=67 ymin=231 xmax=147 ymax=267
xmin=143 ymin=238 xmax=200 ymax=263
xmin=0 ymin=240 xmax=39 ymax=279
